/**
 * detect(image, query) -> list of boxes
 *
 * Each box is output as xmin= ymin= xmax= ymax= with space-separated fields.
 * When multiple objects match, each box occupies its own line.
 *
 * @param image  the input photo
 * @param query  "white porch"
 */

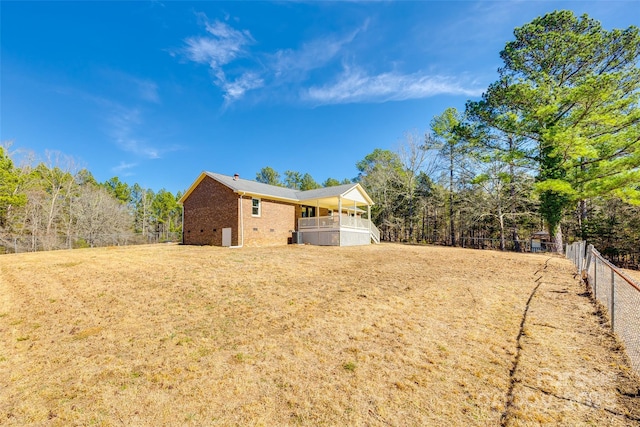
xmin=290 ymin=182 xmax=378 ymax=246
xmin=297 ymin=214 xmax=380 ymax=246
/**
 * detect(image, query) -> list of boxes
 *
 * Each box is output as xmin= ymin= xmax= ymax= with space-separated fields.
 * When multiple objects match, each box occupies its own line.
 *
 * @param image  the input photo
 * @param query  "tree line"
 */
xmin=238 ymin=11 xmax=640 ymax=262
xmin=0 ymin=145 xmax=182 ymax=253
xmin=255 ymin=166 xmax=352 ymax=190
xmin=2 ymin=11 xmax=637 ymax=263
xmin=357 ymin=11 xmax=640 ymax=262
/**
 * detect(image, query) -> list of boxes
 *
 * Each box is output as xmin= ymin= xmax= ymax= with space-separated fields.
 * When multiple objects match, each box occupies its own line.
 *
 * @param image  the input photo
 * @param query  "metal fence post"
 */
xmin=610 ymin=268 xmax=615 ymax=331
xmin=575 ymin=242 xmax=581 ymax=269
xmin=593 ymin=256 xmax=598 ymax=298
xmin=585 ymin=245 xmax=593 ymax=272
xmin=577 ymin=244 xmax=581 ymax=267
xmin=577 ymin=242 xmax=581 ymax=266
xmin=584 ymin=246 xmax=591 ymax=280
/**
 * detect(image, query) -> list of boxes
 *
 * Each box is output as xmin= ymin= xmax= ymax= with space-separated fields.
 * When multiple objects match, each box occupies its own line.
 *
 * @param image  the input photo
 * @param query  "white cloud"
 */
xmin=182 ymin=18 xmax=261 ymax=102
xmin=220 ymin=72 xmax=264 ymax=103
xmin=112 ymin=161 xmax=138 ymax=176
xmin=135 ymin=79 xmax=160 ymax=104
xmin=107 ymin=107 xmax=183 ymax=159
xmin=180 ymin=16 xmax=368 ymax=104
xmin=96 ymin=69 xmax=161 ymax=104
xmin=269 ymin=25 xmax=363 ymax=80
xmin=182 ymin=18 xmax=254 ymax=67
xmin=305 ymin=67 xmax=484 ymax=105
xmin=179 ymin=14 xmax=480 ymax=107
xmin=48 ymin=77 xmax=175 ymax=158
xmin=108 ymin=107 xmax=161 ymax=159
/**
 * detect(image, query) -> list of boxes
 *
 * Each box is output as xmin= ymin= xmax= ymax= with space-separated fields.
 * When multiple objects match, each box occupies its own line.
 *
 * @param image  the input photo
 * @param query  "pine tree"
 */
xmin=467 ymin=11 xmax=640 ymax=251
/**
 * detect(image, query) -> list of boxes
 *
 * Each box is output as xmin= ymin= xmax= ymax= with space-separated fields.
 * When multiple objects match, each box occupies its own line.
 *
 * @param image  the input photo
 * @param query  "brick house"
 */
xmin=179 ymin=172 xmax=379 ymax=247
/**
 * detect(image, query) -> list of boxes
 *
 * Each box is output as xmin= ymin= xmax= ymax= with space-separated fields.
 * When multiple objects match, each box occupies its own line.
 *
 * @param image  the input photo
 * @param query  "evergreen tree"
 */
xmin=356 ymin=149 xmax=406 ymax=241
xmin=0 ymin=146 xmax=27 ymax=228
xmin=299 ymin=173 xmax=320 ymax=191
xmin=103 ymin=176 xmax=132 ymax=204
xmin=256 ymin=167 xmax=282 ymax=186
xmin=468 ymin=11 xmax=640 ymax=251
xmin=322 ymin=177 xmax=341 ymax=187
xmin=283 ymin=170 xmax=303 ymax=189
xmin=431 ymin=108 xmax=471 ymax=246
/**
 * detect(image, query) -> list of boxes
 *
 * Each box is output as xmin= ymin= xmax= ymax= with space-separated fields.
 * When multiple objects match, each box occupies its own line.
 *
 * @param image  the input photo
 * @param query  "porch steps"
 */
xmin=370 ymin=223 xmax=381 ymax=244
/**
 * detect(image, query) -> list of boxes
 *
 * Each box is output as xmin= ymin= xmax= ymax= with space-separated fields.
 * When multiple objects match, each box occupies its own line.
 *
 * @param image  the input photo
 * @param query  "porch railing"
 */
xmin=298 ymin=214 xmax=372 ymax=231
xmin=370 ymin=222 xmax=380 ymax=243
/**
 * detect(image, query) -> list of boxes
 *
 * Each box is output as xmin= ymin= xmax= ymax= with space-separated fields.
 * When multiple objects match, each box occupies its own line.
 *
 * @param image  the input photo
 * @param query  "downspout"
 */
xmin=181 ymin=203 xmax=185 ymax=244
xmin=230 ymin=191 xmax=245 ymax=248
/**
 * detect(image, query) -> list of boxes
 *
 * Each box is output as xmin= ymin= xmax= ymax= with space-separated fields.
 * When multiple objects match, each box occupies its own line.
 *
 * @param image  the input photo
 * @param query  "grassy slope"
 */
xmin=1 ymin=244 xmax=638 ymax=426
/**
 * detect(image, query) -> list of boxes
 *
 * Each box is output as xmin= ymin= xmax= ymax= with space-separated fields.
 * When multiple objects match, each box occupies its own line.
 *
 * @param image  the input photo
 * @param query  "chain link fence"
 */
xmin=0 ymin=232 xmax=181 ymax=254
xmin=457 ymin=237 xmax=559 ymax=252
xmin=567 ymin=241 xmax=640 ymax=374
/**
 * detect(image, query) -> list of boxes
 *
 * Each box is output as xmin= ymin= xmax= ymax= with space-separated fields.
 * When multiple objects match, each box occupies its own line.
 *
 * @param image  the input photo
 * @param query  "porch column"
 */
xmin=368 ymin=204 xmax=371 ymax=232
xmin=354 ymin=200 xmax=357 ymax=227
xmin=316 ymin=200 xmax=320 ymax=229
xmin=338 ymin=197 xmax=342 ymax=227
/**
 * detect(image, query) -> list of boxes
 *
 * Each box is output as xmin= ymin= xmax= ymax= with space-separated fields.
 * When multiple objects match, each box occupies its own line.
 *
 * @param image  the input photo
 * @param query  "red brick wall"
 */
xmin=241 ymin=196 xmax=296 ymax=246
xmin=182 ymin=175 xmax=297 ymax=246
xmin=182 ymin=176 xmax=239 ymax=246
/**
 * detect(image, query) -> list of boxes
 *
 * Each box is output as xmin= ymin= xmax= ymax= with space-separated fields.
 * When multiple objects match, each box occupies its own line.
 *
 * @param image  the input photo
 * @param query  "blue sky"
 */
xmin=2 ymin=1 xmax=637 ymax=195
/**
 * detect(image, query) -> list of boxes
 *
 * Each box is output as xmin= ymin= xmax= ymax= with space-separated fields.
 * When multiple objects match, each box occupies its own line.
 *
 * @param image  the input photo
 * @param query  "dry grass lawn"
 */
xmin=1 ymin=243 xmax=639 ymax=426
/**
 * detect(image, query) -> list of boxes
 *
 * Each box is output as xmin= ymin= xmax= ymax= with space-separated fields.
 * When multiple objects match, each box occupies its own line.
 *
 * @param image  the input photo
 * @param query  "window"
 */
xmin=252 ymin=198 xmax=261 ymax=216
xmin=301 ymin=206 xmax=316 ymax=218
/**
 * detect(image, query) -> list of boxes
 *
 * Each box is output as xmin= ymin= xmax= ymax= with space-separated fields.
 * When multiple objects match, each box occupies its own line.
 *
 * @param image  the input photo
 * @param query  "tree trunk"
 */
xmin=498 ymin=211 xmax=505 ymax=251
xmin=408 ymin=193 xmax=414 ymax=242
xmin=449 ymin=154 xmax=455 ymax=246
xmin=508 ymin=137 xmax=521 ymax=252
xmin=421 ymin=205 xmax=426 ymax=243
xmin=578 ymin=199 xmax=587 ymax=240
xmin=553 ymin=225 xmax=564 ymax=254
xmin=433 ymin=207 xmax=438 ymax=243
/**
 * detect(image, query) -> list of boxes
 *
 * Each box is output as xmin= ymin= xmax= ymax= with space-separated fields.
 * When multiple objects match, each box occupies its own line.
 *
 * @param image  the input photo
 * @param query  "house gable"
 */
xmin=182 ymin=175 xmax=240 ymax=246
xmin=344 ymin=186 xmax=369 ymax=204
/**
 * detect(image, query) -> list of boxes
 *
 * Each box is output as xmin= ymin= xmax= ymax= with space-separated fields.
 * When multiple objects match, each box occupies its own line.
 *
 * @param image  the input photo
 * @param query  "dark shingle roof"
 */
xmin=205 ymin=172 xmax=364 ymax=201
xmin=205 ymin=172 xmax=299 ymax=200
xmin=181 ymin=172 xmax=372 ymax=206
xmin=295 ymin=183 xmax=357 ymax=201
